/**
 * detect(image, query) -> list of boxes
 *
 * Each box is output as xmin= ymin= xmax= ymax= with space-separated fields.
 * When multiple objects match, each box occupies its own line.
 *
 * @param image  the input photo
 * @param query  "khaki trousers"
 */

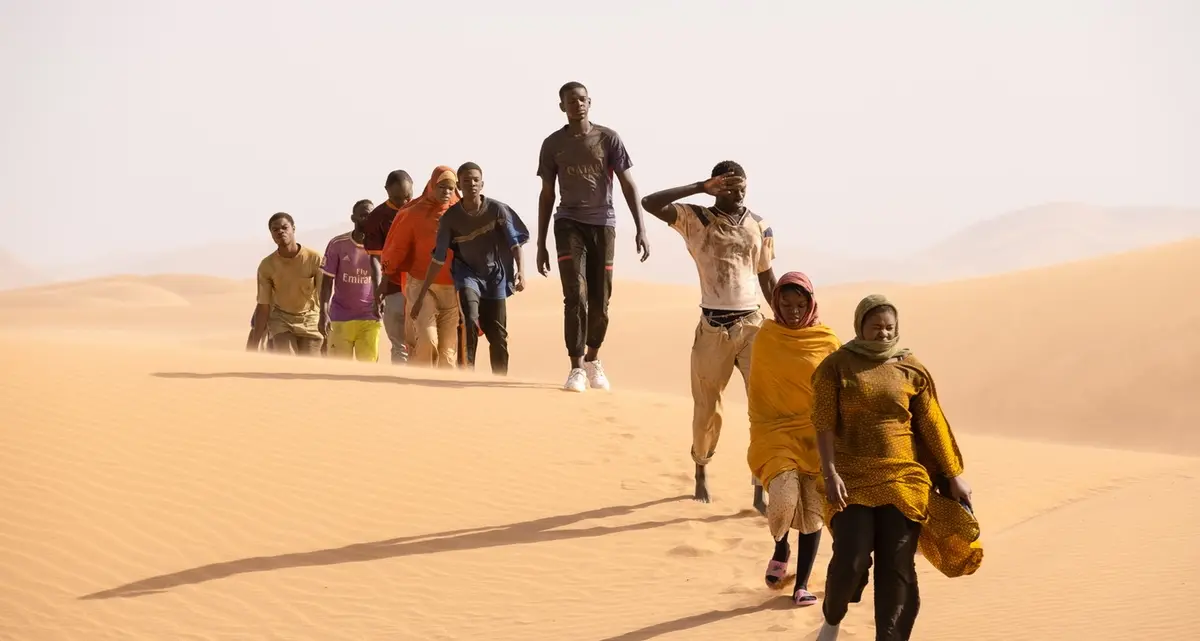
xmin=690 ymin=310 xmax=763 ymax=466
xmin=407 ymin=276 xmax=459 ymax=368
xmin=767 ymin=470 xmax=825 ymax=538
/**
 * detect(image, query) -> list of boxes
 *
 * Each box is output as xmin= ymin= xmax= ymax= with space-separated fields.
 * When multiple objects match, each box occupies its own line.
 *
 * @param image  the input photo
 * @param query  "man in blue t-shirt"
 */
xmin=409 ymin=162 xmax=529 ymax=375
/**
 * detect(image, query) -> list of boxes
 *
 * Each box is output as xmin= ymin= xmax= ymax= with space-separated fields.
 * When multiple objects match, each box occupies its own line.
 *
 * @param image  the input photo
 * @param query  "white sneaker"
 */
xmin=563 ymin=368 xmax=588 ymax=392
xmin=816 ymin=622 xmax=840 ymax=641
xmin=585 ymin=360 xmax=611 ymax=390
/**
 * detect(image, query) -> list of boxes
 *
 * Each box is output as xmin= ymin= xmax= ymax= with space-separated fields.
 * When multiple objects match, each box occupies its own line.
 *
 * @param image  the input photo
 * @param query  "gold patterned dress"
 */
xmin=811 ymin=350 xmax=982 ymax=578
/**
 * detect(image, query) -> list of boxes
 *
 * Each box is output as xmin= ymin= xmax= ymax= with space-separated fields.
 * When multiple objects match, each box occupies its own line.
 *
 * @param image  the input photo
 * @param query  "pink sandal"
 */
xmin=764 ymin=559 xmax=789 ymax=589
xmin=793 ymin=589 xmax=817 ymax=606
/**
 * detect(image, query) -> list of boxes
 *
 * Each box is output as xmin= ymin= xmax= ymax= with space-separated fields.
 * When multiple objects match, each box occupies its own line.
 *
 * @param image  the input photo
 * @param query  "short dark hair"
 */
xmin=385 ymin=170 xmax=412 ymax=187
xmin=353 ymin=199 xmax=373 ymax=210
xmin=711 ymin=160 xmax=746 ymax=178
xmin=268 ymin=212 xmax=294 ymax=227
xmin=558 ymin=81 xmax=587 ymax=101
xmin=457 ymin=161 xmax=482 ymax=176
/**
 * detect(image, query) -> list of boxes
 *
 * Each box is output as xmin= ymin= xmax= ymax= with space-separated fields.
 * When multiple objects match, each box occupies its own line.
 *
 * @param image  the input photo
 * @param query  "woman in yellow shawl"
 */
xmin=813 ymin=295 xmax=981 ymax=641
xmin=746 ymin=271 xmax=841 ymax=607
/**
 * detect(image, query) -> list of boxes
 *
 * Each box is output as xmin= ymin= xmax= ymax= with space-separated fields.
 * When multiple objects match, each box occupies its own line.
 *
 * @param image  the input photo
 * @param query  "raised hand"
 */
xmin=701 ymin=171 xmax=746 ymax=197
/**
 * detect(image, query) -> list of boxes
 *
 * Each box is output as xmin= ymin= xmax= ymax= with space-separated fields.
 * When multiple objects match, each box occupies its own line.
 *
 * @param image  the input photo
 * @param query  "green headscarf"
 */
xmin=841 ymin=294 xmax=911 ymax=362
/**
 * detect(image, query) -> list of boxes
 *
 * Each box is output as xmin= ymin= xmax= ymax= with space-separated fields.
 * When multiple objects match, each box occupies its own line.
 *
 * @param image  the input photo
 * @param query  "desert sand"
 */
xmin=2 ymin=238 xmax=1199 ymax=640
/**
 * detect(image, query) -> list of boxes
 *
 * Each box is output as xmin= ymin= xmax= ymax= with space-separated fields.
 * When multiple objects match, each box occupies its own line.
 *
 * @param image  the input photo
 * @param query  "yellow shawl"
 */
xmin=746 ymin=320 xmax=841 ymax=487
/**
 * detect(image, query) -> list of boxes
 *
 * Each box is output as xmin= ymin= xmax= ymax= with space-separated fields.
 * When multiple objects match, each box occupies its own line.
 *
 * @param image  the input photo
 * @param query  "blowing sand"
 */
xmin=2 ymin=238 xmax=1198 ymax=640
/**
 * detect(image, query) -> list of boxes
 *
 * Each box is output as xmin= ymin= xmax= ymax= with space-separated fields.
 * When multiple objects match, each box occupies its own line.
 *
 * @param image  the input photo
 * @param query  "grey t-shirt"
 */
xmin=536 ymin=123 xmax=632 ymax=227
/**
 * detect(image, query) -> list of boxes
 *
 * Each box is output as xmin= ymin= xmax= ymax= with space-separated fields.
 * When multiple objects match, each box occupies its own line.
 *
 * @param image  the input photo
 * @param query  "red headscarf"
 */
xmin=771 ymin=271 xmax=820 ymax=328
xmin=380 ymin=165 xmax=460 ymax=278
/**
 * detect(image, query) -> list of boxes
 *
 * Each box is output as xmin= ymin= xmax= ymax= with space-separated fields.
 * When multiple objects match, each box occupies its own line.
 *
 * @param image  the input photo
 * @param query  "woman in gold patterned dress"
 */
xmin=812 ymin=295 xmax=981 ymax=641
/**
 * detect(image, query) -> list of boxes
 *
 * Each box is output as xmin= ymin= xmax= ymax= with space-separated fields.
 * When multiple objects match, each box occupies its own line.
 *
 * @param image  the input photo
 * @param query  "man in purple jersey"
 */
xmin=319 ymin=199 xmax=384 ymax=361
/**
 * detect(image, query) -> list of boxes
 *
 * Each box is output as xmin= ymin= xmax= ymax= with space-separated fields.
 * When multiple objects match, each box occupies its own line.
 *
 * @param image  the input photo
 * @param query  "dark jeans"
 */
xmin=823 ymin=504 xmax=922 ymax=641
xmin=553 ymin=218 xmax=615 ymax=358
xmin=458 ymin=288 xmax=509 ymax=375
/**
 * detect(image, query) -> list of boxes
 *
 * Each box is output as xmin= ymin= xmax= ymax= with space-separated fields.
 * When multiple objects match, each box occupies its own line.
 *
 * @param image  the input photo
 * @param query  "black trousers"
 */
xmin=458 ymin=288 xmax=508 ymax=375
xmin=553 ymin=217 xmax=615 ymax=358
xmin=823 ymin=504 xmax=922 ymax=641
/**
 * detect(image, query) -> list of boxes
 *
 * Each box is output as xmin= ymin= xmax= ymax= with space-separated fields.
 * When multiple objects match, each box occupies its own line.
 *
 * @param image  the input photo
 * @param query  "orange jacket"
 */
xmin=380 ymin=165 xmax=457 ymax=286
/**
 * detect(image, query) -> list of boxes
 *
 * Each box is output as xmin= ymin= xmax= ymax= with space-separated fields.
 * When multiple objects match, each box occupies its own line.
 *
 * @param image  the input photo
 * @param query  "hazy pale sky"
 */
xmin=2 ymin=0 xmax=1198 ymax=269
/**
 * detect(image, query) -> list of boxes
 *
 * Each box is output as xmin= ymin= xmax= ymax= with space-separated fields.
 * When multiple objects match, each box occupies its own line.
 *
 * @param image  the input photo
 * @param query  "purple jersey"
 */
xmin=321 ymin=232 xmax=380 ymax=322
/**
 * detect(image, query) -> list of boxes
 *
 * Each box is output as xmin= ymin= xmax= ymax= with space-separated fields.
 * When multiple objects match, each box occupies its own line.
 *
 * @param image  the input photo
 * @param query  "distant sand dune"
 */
xmin=887 ymin=236 xmax=1200 ymax=453
xmin=0 ymin=279 xmax=192 ymax=308
xmin=2 ymin=238 xmax=1198 ymax=639
xmin=22 ymin=202 xmax=1200 ymax=288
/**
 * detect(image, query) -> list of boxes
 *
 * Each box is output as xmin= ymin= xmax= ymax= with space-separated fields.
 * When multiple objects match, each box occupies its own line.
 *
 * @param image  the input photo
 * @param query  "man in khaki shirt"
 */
xmin=640 ymin=160 xmax=777 ymax=510
xmin=246 ymin=212 xmax=326 ymax=355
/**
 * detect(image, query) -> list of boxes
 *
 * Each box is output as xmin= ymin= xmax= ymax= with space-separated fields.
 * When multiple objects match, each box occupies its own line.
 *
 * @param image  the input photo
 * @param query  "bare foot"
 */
xmin=753 ymin=485 xmax=767 ymax=515
xmin=694 ymin=464 xmax=710 ymax=503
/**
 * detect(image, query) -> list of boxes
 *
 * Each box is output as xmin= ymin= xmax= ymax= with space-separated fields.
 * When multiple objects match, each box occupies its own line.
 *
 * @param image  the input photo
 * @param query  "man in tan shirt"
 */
xmin=246 ymin=212 xmax=326 ymax=355
xmin=641 ymin=160 xmax=777 ymax=510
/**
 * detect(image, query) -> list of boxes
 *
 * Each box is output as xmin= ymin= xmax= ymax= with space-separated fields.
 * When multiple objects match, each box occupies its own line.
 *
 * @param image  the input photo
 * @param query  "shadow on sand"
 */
xmin=599 ymin=596 xmax=801 ymax=641
xmin=152 ymin=371 xmax=551 ymax=389
xmin=81 ymin=496 xmax=756 ymax=600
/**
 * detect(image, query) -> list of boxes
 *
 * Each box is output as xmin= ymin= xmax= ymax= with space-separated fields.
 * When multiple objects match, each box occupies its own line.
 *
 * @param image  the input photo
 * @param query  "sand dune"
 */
xmin=875 ymin=236 xmax=1200 ymax=453
xmin=45 ymin=223 xmax=354 ymax=283
xmin=911 ymin=202 xmax=1200 ymax=281
xmin=2 ymin=239 xmax=1198 ymax=639
xmin=23 ymin=202 xmax=1200 ymax=288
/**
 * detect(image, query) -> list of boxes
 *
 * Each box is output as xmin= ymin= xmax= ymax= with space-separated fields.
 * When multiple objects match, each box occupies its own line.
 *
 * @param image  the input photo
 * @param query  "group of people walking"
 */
xmin=245 ymin=162 xmax=529 ymax=372
xmin=246 ymin=80 xmax=983 ymax=640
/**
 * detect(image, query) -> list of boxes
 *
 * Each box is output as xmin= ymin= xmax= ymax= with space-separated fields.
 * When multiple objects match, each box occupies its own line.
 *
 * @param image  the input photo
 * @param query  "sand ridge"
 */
xmin=2 ymin=239 xmax=1199 ymax=639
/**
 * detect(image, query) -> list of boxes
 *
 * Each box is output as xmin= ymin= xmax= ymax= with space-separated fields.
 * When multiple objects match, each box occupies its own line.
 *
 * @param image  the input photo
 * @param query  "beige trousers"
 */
xmin=407 ymin=277 xmax=459 ymax=368
xmin=767 ymin=469 xmax=825 ymax=539
xmin=690 ymin=310 xmax=763 ymax=466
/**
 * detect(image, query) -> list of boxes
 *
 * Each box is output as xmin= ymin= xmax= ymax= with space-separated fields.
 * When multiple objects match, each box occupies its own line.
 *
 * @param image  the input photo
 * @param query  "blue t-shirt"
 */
xmin=431 ymin=197 xmax=530 ymax=299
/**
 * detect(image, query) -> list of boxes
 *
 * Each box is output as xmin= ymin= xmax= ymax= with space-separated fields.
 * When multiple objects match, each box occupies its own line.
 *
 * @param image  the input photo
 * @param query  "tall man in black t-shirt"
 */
xmin=536 ymin=81 xmax=650 ymax=392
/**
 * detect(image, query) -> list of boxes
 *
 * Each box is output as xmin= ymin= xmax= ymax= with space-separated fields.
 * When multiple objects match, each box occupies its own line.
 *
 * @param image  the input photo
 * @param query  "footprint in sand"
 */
xmin=717 ymin=536 xmax=743 ymax=551
xmin=720 ymin=584 xmax=760 ymax=596
xmin=666 ymin=544 xmax=714 ymax=557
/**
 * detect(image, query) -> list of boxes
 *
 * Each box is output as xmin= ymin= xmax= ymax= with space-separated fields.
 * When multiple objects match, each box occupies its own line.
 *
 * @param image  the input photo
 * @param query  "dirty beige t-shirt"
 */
xmin=256 ymin=245 xmax=324 ymax=338
xmin=669 ymin=204 xmax=774 ymax=311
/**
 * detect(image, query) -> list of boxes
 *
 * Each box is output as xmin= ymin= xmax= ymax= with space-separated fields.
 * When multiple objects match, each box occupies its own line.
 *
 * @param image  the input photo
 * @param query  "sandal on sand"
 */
xmin=764 ymin=559 xmax=789 ymax=589
xmin=793 ymin=589 xmax=818 ymax=607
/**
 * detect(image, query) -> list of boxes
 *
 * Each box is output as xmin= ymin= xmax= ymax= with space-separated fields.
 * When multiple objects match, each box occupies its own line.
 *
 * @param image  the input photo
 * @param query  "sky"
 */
xmin=1 ymin=0 xmax=1198 ymax=271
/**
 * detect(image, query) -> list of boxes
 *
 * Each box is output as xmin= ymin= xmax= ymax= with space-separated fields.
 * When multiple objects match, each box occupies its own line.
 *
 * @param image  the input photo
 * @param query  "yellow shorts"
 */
xmin=328 ymin=319 xmax=382 ymax=362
